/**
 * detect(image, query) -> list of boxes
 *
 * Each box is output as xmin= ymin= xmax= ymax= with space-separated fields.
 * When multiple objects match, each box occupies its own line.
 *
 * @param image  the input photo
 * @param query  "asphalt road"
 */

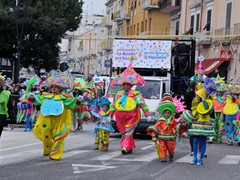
xmin=1 ymin=123 xmax=240 ymax=180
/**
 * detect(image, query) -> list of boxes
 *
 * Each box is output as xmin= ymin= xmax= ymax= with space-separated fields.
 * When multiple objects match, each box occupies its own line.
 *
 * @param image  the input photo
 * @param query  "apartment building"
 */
xmin=182 ymin=0 xmax=240 ymax=81
xmin=123 ymin=0 xmax=171 ymax=36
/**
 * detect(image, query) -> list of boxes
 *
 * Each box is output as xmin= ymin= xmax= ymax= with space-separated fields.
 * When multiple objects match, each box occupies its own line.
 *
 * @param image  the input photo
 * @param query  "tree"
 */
xmin=0 ymin=0 xmax=83 ymax=78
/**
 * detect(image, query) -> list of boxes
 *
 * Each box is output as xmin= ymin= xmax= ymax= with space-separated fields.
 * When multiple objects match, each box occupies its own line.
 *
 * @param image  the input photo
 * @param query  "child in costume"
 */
xmin=147 ymin=94 xmax=186 ymax=162
xmin=189 ymin=81 xmax=215 ymax=165
xmin=110 ymin=63 xmax=150 ymax=155
xmin=222 ymin=84 xmax=240 ymax=146
xmin=21 ymin=77 xmax=40 ymax=132
xmin=208 ymin=75 xmax=226 ymax=144
xmin=72 ymin=78 xmax=87 ymax=131
xmin=72 ymin=88 xmax=84 ymax=131
xmin=31 ymin=72 xmax=82 ymax=160
xmin=90 ymin=97 xmax=115 ymax=151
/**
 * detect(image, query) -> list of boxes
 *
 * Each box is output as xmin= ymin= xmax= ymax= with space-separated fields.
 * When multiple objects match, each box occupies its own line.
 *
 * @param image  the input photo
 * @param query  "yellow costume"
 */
xmin=33 ymin=93 xmax=78 ymax=160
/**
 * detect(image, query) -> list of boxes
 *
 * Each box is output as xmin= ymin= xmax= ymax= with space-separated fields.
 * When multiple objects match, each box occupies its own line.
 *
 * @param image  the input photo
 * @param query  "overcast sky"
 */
xmin=82 ymin=0 xmax=106 ymax=16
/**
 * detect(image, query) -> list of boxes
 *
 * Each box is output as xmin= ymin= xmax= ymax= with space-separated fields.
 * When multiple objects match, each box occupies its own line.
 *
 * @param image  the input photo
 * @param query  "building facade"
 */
xmin=181 ymin=0 xmax=240 ymax=81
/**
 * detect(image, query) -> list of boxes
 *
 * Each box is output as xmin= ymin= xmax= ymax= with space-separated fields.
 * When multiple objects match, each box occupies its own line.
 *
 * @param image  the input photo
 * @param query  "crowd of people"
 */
xmin=0 ymin=58 xmax=239 ymax=165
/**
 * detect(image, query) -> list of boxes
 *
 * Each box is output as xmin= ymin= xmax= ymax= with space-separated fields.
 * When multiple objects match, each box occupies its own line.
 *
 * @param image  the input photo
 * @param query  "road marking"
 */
xmin=217 ymin=155 xmax=240 ymax=165
xmin=1 ymin=141 xmax=21 ymax=147
xmin=141 ymin=144 xmax=154 ymax=150
xmin=0 ymin=149 xmax=42 ymax=160
xmin=72 ymin=164 xmax=117 ymax=174
xmin=93 ymin=150 xmax=157 ymax=162
xmin=175 ymin=154 xmax=192 ymax=163
xmin=93 ymin=151 xmax=121 ymax=161
xmin=63 ymin=150 xmax=90 ymax=159
xmin=0 ymin=142 xmax=41 ymax=152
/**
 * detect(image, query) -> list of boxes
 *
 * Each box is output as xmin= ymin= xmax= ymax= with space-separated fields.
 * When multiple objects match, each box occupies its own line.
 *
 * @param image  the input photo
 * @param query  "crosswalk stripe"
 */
xmin=217 ymin=155 xmax=240 ymax=164
xmin=175 ymin=154 xmax=192 ymax=163
xmin=72 ymin=164 xmax=117 ymax=174
xmin=93 ymin=151 xmax=121 ymax=161
xmin=63 ymin=150 xmax=90 ymax=159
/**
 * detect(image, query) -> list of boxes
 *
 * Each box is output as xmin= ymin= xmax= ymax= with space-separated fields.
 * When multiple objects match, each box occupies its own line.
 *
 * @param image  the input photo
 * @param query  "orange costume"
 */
xmin=147 ymin=117 xmax=178 ymax=160
xmin=147 ymin=96 xmax=186 ymax=161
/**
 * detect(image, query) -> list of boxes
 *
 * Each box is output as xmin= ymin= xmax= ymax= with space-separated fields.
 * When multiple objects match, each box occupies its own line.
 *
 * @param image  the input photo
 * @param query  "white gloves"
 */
xmin=77 ymin=95 xmax=84 ymax=101
xmin=146 ymin=116 xmax=153 ymax=122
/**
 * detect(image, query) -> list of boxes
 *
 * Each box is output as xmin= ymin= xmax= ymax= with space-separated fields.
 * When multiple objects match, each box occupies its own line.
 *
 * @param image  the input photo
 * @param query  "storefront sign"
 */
xmin=220 ymin=50 xmax=231 ymax=61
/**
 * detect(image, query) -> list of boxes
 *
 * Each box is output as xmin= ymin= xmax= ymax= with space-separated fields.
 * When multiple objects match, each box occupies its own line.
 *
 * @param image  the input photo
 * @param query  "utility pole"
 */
xmin=14 ymin=0 xmax=20 ymax=82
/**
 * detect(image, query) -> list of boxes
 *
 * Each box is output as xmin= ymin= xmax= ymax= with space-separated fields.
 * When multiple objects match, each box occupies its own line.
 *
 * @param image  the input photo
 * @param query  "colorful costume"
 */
xmin=222 ymin=84 xmax=240 ymax=145
xmin=188 ymin=89 xmax=214 ymax=165
xmin=186 ymin=57 xmax=215 ymax=165
xmin=208 ymin=76 xmax=226 ymax=143
xmin=147 ymin=95 xmax=186 ymax=161
xmin=91 ymin=97 xmax=114 ymax=151
xmin=72 ymin=78 xmax=87 ymax=131
xmin=32 ymin=72 xmax=80 ymax=160
xmin=110 ymin=63 xmax=149 ymax=154
xmin=0 ymin=77 xmax=12 ymax=137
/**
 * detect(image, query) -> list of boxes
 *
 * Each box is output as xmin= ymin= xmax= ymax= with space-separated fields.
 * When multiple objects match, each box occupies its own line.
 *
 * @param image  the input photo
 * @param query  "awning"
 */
xmin=195 ymin=58 xmax=228 ymax=75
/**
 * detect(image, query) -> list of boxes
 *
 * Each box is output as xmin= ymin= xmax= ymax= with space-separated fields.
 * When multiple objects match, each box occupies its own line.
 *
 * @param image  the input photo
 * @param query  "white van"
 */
xmin=105 ymin=76 xmax=170 ymax=134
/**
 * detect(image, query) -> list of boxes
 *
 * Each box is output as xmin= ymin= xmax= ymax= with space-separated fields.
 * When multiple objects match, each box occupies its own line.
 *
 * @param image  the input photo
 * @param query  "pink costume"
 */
xmin=110 ymin=63 xmax=149 ymax=154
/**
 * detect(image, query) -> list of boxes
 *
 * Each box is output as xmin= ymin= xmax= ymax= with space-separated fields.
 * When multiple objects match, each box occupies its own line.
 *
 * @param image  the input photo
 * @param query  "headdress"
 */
xmin=110 ymin=63 xmax=145 ymax=88
xmin=40 ymin=70 xmax=74 ymax=92
xmin=158 ymin=94 xmax=176 ymax=115
xmin=173 ymin=96 xmax=186 ymax=113
xmin=202 ymin=77 xmax=217 ymax=96
xmin=100 ymin=97 xmax=111 ymax=108
xmin=211 ymin=74 xmax=227 ymax=92
xmin=74 ymin=78 xmax=87 ymax=91
xmin=229 ymin=83 xmax=240 ymax=95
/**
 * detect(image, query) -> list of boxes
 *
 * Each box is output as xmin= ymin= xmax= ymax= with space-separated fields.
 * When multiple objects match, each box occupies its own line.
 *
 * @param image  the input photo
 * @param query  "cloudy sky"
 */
xmin=82 ymin=0 xmax=106 ymax=16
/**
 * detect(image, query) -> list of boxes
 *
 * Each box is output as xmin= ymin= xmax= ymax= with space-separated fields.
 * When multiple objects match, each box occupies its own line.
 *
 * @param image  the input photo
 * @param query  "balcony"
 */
xmin=214 ymin=27 xmax=233 ymax=41
xmin=112 ymin=10 xmax=124 ymax=22
xmin=123 ymin=10 xmax=131 ymax=21
xmin=194 ymin=30 xmax=212 ymax=45
xmin=102 ymin=17 xmax=113 ymax=27
xmin=100 ymin=39 xmax=113 ymax=51
xmin=234 ymin=23 xmax=240 ymax=34
xmin=159 ymin=0 xmax=181 ymax=13
xmin=141 ymin=0 xmax=159 ymax=10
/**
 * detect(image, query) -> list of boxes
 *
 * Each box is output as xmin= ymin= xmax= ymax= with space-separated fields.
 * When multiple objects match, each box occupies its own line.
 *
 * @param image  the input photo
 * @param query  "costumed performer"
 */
xmin=109 ymin=63 xmax=150 ymax=155
xmin=208 ymin=75 xmax=227 ymax=144
xmin=147 ymin=94 xmax=187 ymax=162
xmin=72 ymin=77 xmax=86 ymax=131
xmin=189 ymin=79 xmax=215 ymax=165
xmin=0 ymin=76 xmax=13 ymax=138
xmin=30 ymin=72 xmax=82 ymax=160
xmin=222 ymin=83 xmax=240 ymax=146
xmin=90 ymin=97 xmax=114 ymax=151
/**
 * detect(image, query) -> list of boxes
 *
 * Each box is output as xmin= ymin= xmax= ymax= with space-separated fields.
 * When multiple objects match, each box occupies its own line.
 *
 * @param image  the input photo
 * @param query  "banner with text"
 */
xmin=112 ymin=39 xmax=172 ymax=69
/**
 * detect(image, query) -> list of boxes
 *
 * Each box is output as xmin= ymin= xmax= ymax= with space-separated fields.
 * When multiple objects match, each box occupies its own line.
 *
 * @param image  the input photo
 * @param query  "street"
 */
xmin=0 ymin=123 xmax=240 ymax=180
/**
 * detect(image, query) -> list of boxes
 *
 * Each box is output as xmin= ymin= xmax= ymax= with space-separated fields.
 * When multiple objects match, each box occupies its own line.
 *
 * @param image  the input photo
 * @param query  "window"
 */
xmin=176 ymin=21 xmax=179 ymax=35
xmin=225 ymin=2 xmax=232 ymax=29
xmin=145 ymin=20 xmax=148 ymax=32
xmin=196 ymin=13 xmax=200 ymax=32
xmin=137 ymin=23 xmax=139 ymax=35
xmin=190 ymin=15 xmax=194 ymax=30
xmin=206 ymin=9 xmax=212 ymax=31
xmin=141 ymin=21 xmax=144 ymax=32
xmin=149 ymin=18 xmax=152 ymax=34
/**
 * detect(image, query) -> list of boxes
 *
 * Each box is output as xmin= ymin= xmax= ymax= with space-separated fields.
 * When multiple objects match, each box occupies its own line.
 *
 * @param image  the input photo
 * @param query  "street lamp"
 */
xmin=14 ymin=0 xmax=21 ymax=82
